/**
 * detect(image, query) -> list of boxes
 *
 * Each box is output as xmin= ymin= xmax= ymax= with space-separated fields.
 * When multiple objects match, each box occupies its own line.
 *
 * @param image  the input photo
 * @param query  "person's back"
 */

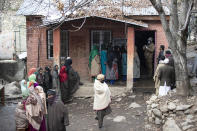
xmin=158 ymin=64 xmax=175 ymax=86
xmin=47 ymin=90 xmax=69 ymax=131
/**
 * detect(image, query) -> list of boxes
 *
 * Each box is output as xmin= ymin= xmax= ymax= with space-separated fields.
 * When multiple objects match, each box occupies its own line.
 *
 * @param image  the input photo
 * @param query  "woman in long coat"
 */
xmin=100 ymin=45 xmax=107 ymax=75
xmin=59 ymin=66 xmax=69 ymax=104
xmin=133 ymin=46 xmax=140 ymax=81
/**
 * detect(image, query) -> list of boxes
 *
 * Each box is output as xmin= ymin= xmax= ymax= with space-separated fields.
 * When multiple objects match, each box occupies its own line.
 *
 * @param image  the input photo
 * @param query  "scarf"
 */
xmin=28 ymin=68 xmax=36 ymax=77
xmin=21 ymin=80 xmax=29 ymax=99
xmin=27 ymin=74 xmax=36 ymax=88
xmin=59 ymin=66 xmax=68 ymax=82
xmin=64 ymin=59 xmax=72 ymax=71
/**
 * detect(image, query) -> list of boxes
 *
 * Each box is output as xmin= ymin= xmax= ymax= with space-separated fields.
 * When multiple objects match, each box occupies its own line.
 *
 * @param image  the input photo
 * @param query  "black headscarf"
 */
xmin=64 ymin=58 xmax=72 ymax=71
xmin=47 ymin=89 xmax=56 ymax=105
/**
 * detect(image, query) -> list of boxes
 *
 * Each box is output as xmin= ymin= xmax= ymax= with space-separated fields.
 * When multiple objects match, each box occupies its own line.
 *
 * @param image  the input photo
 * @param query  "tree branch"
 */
xmin=170 ymin=0 xmax=179 ymax=33
xmin=179 ymin=0 xmax=194 ymax=31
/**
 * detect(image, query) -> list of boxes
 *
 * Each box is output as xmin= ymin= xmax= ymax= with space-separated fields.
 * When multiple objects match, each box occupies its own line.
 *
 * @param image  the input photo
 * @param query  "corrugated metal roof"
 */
xmin=62 ymin=15 xmax=148 ymax=27
xmin=17 ymin=0 xmax=169 ymax=23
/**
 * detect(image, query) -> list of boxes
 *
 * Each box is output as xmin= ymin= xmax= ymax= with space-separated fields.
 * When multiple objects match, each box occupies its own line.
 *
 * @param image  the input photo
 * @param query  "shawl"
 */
xmin=93 ymin=79 xmax=111 ymax=110
xmin=15 ymin=102 xmax=28 ymax=129
xmin=28 ymin=68 xmax=36 ymax=77
xmin=89 ymin=45 xmax=99 ymax=68
xmin=25 ymin=86 xmax=43 ymax=130
xmin=36 ymin=86 xmax=47 ymax=115
xmin=59 ymin=66 xmax=68 ymax=82
xmin=21 ymin=80 xmax=29 ymax=99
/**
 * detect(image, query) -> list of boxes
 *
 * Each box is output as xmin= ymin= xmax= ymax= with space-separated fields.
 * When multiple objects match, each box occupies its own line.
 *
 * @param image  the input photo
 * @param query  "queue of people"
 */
xmin=154 ymin=45 xmax=175 ymax=96
xmin=15 ymin=57 xmax=81 ymax=131
xmin=89 ymin=44 xmax=140 ymax=84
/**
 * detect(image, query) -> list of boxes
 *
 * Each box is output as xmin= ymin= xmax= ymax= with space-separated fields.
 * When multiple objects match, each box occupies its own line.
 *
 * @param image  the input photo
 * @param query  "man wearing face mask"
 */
xmin=143 ymin=37 xmax=155 ymax=77
xmin=93 ymin=74 xmax=112 ymax=128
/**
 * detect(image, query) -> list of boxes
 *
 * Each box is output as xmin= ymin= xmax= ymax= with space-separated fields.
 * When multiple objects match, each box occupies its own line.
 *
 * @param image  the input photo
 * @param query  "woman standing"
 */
xmin=100 ymin=45 xmax=107 ymax=75
xmin=89 ymin=45 xmax=101 ymax=80
xmin=93 ymin=74 xmax=112 ymax=128
xmin=121 ymin=46 xmax=127 ymax=81
xmin=59 ymin=66 xmax=69 ymax=104
xmin=133 ymin=46 xmax=140 ymax=81
xmin=52 ymin=65 xmax=60 ymax=96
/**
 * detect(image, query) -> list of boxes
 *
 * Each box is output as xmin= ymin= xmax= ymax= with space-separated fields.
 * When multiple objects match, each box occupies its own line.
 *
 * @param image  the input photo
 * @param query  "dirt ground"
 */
xmin=0 ymin=91 xmax=161 ymax=131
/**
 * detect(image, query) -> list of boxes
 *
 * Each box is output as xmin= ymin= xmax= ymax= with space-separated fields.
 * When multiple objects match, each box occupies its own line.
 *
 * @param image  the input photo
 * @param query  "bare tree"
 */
xmin=149 ymin=0 xmax=194 ymax=96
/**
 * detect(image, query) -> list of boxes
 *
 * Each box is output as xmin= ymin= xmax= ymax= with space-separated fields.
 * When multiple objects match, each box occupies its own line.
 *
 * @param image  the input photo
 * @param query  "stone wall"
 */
xmin=146 ymin=93 xmax=197 ymax=131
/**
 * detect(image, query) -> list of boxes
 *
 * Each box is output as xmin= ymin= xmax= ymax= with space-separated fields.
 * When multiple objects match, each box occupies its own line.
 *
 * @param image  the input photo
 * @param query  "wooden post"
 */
xmin=53 ymin=28 xmax=61 ymax=67
xmin=127 ymin=27 xmax=134 ymax=92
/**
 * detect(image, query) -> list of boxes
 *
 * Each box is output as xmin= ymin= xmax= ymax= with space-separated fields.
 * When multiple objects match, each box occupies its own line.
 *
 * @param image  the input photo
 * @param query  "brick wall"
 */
xmin=26 ymin=16 xmax=53 ymax=72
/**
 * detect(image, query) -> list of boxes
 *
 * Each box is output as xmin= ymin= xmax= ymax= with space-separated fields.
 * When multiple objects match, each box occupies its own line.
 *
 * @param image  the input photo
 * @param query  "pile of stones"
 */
xmin=146 ymin=92 xmax=197 ymax=131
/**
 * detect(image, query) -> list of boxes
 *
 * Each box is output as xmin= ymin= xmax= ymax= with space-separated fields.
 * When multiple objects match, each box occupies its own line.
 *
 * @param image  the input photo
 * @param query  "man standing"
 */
xmin=47 ymin=89 xmax=69 ymax=131
xmin=143 ymin=37 xmax=155 ymax=77
xmin=158 ymin=59 xmax=175 ymax=96
xmin=157 ymin=45 xmax=165 ymax=64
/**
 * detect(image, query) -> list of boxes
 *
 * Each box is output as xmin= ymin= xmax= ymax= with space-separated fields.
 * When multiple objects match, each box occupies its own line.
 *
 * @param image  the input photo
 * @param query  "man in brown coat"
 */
xmin=158 ymin=58 xmax=175 ymax=96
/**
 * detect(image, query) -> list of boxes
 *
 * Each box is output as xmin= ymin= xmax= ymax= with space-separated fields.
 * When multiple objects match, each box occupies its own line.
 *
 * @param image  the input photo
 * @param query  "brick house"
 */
xmin=17 ymin=0 xmax=169 ymax=90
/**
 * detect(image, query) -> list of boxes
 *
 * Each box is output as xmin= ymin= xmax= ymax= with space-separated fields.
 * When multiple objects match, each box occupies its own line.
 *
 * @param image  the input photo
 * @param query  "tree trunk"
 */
xmin=172 ymin=46 xmax=190 ymax=96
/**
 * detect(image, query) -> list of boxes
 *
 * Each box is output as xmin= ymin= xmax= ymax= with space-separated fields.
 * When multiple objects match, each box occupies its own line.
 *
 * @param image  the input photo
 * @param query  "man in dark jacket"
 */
xmin=47 ymin=89 xmax=69 ymax=131
xmin=158 ymin=58 xmax=175 ymax=96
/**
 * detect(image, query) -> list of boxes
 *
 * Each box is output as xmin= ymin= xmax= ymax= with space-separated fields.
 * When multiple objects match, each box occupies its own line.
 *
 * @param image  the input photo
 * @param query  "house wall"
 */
xmin=26 ymin=17 xmax=167 ymax=79
xmin=0 ymin=0 xmax=26 ymax=60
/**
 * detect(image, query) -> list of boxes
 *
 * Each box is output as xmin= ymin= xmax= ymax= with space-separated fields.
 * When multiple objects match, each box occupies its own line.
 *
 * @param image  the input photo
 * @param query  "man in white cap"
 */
xmin=93 ymin=74 xmax=112 ymax=128
xmin=157 ymin=58 xmax=175 ymax=96
xmin=143 ymin=37 xmax=155 ymax=77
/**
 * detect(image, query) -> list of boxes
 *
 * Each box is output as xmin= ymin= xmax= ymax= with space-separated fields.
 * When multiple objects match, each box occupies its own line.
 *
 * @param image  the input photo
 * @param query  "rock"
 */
xmin=148 ymin=117 xmax=154 ymax=123
xmin=163 ymin=118 xmax=182 ymax=131
xmin=160 ymin=104 xmax=168 ymax=113
xmin=176 ymin=105 xmax=193 ymax=111
xmin=122 ymin=93 xmax=126 ymax=97
xmin=129 ymin=102 xmax=141 ymax=108
xmin=150 ymin=95 xmax=158 ymax=102
xmin=152 ymin=108 xmax=162 ymax=118
xmin=147 ymin=110 xmax=152 ymax=117
xmin=186 ymin=115 xmax=194 ymax=120
xmin=146 ymin=100 xmax=152 ymax=105
xmin=115 ymin=98 xmax=122 ymax=102
xmin=182 ymin=125 xmax=194 ymax=131
xmin=145 ymin=124 xmax=151 ymax=129
xmin=113 ymin=116 xmax=126 ymax=122
xmin=184 ymin=109 xmax=191 ymax=114
xmin=190 ymin=77 xmax=197 ymax=87
xmin=168 ymin=102 xmax=176 ymax=110
xmin=147 ymin=105 xmax=151 ymax=110
xmin=151 ymin=103 xmax=159 ymax=108
xmin=155 ymin=117 xmax=162 ymax=125
xmin=128 ymin=95 xmax=136 ymax=99
xmin=176 ymin=111 xmax=185 ymax=116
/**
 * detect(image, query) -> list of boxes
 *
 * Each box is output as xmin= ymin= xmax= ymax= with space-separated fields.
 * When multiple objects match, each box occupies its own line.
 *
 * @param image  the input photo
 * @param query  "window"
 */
xmin=91 ymin=30 xmax=111 ymax=51
xmin=60 ymin=30 xmax=69 ymax=57
xmin=47 ymin=30 xmax=53 ymax=58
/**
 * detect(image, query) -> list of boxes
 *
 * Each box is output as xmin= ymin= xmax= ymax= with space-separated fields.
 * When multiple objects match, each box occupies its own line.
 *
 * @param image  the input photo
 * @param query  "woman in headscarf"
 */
xmin=44 ymin=67 xmax=52 ymax=93
xmin=121 ymin=46 xmax=127 ymax=81
xmin=133 ymin=46 xmax=140 ymax=82
xmin=36 ymin=68 xmax=44 ymax=87
xmin=21 ymin=80 xmax=29 ymax=99
xmin=35 ymin=86 xmax=47 ymax=115
xmin=59 ymin=66 xmax=69 ymax=104
xmin=65 ymin=58 xmax=80 ymax=98
xmin=25 ymin=82 xmax=46 ymax=131
xmin=52 ymin=65 xmax=60 ymax=96
xmin=100 ymin=44 xmax=107 ymax=75
xmin=93 ymin=74 xmax=112 ymax=128
xmin=106 ymin=46 xmax=118 ymax=84
xmin=28 ymin=68 xmax=37 ymax=77
xmin=89 ymin=45 xmax=101 ymax=80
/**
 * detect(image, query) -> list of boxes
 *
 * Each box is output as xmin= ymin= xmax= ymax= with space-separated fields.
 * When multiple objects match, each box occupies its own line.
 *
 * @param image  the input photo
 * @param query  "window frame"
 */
xmin=46 ymin=29 xmax=53 ymax=59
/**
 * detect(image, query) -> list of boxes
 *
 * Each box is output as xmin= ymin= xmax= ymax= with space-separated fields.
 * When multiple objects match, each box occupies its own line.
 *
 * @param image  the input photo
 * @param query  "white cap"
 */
xmin=66 ymin=57 xmax=71 ymax=60
xmin=164 ymin=58 xmax=169 ymax=64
